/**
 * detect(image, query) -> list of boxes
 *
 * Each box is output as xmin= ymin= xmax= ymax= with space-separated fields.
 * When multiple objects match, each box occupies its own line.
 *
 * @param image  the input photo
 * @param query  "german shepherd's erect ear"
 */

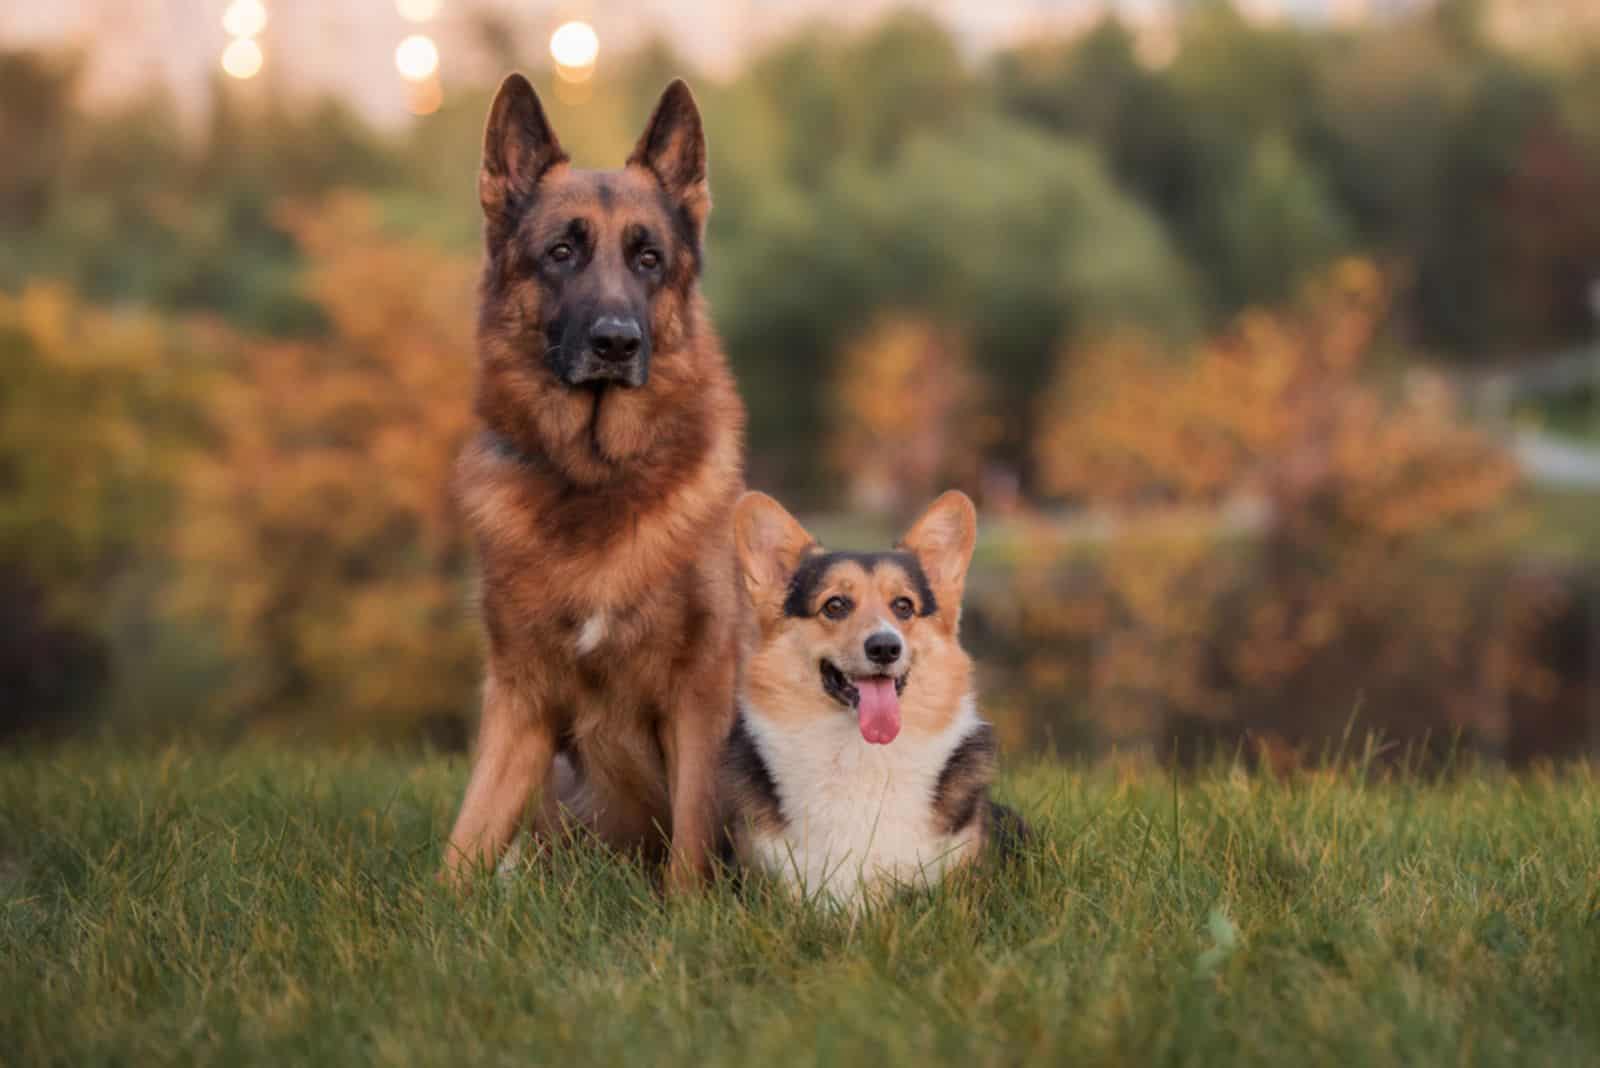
xmin=734 ymin=492 xmax=814 ymax=618
xmin=628 ymin=79 xmax=711 ymax=235
xmin=479 ymin=73 xmax=567 ymax=240
xmin=897 ymin=491 xmax=978 ymax=632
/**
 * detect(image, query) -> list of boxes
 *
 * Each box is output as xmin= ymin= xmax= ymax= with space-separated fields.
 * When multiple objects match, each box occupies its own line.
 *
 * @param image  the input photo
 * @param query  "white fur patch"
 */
xmin=742 ymin=695 xmax=983 ymax=909
xmin=574 ymin=613 xmax=608 ymax=656
xmin=495 ymin=835 xmax=527 ymax=880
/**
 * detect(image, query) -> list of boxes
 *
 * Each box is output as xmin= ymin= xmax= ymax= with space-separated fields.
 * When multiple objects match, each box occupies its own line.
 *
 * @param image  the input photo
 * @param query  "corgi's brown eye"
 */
xmin=548 ymin=242 xmax=574 ymax=262
xmin=891 ymin=597 xmax=915 ymax=620
xmin=821 ymin=596 xmax=852 ymax=621
xmin=636 ymin=249 xmax=661 ymax=270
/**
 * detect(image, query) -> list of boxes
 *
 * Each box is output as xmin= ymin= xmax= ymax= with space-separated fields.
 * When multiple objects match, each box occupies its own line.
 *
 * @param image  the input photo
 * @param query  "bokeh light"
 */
xmin=394 ymin=34 xmax=439 ymax=82
xmin=555 ymin=62 xmax=595 ymax=85
xmin=550 ymin=20 xmax=599 ymax=69
xmin=407 ymin=76 xmax=443 ymax=116
xmin=395 ymin=0 xmax=441 ymax=23
xmin=220 ymin=37 xmax=264 ymax=80
xmin=221 ymin=0 xmax=268 ymax=39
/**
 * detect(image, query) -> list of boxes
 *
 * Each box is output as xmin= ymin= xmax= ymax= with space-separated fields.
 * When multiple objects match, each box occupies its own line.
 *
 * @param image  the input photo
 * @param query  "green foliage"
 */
xmin=0 ymin=287 xmax=219 ymax=736
xmin=2 ymin=744 xmax=1597 ymax=1065
xmin=995 ymin=10 xmax=1348 ymax=316
xmin=171 ymin=198 xmax=479 ymax=740
xmin=1207 ymin=134 xmax=1351 ymax=309
xmin=720 ymin=115 xmax=1196 ymax=485
xmin=990 ymin=8 xmax=1600 ymax=355
xmin=0 ymin=51 xmax=78 ymax=233
xmin=0 ymin=288 xmax=187 ymax=616
xmin=0 ymin=52 xmax=398 ymax=335
xmin=7 ymin=7 xmax=1599 ymax=457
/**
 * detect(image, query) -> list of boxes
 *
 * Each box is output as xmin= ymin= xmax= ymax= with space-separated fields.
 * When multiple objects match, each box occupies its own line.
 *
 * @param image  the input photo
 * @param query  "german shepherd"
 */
xmin=722 ymin=490 xmax=1022 ymax=907
xmin=443 ymin=75 xmax=745 ymax=892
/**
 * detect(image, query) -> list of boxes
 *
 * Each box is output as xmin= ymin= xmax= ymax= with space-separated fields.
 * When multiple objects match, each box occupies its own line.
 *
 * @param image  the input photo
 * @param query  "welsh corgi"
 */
xmin=721 ymin=490 xmax=1022 ymax=907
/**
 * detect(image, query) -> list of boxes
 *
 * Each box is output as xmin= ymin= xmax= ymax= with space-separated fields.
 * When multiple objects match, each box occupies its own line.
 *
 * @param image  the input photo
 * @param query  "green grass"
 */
xmin=3 ymin=745 xmax=1598 ymax=1067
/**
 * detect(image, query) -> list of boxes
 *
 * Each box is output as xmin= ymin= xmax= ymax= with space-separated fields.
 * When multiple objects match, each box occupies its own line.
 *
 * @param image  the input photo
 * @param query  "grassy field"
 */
xmin=3 ymin=744 xmax=1598 ymax=1067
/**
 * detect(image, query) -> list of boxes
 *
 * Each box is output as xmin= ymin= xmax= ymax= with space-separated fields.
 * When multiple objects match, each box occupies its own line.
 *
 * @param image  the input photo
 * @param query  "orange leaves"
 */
xmin=0 ymin=284 xmax=213 ymax=625
xmin=1036 ymin=259 xmax=1399 ymax=514
xmin=1019 ymin=261 xmax=1542 ymax=753
xmin=1037 ymin=258 xmax=1516 ymax=541
xmin=172 ymin=195 xmax=480 ymax=735
xmin=830 ymin=316 xmax=990 ymax=516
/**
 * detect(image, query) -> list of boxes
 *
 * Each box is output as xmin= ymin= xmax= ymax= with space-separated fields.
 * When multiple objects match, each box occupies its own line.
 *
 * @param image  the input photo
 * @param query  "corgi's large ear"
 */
xmin=734 ymin=492 xmax=814 ymax=611
xmin=627 ymin=79 xmax=710 ymax=235
xmin=480 ymin=74 xmax=567 ymax=240
xmin=897 ymin=491 xmax=977 ymax=630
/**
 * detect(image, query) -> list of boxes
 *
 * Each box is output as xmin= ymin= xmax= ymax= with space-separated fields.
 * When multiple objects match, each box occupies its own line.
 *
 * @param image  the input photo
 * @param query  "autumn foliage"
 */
xmin=173 ymin=196 xmax=480 ymax=739
xmin=1011 ymin=262 xmax=1553 ymax=759
xmin=0 ymin=285 xmax=217 ymax=736
xmin=830 ymin=317 xmax=991 ymax=516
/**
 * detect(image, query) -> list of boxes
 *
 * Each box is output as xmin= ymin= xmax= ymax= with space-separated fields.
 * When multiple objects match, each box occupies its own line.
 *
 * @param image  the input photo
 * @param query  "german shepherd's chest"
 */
xmin=457 ymin=435 xmax=741 ymax=850
xmin=460 ymin=437 xmax=739 ymax=683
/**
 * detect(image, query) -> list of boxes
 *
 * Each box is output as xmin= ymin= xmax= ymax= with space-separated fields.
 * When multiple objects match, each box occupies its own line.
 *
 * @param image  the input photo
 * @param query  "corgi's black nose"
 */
xmin=864 ymin=632 xmax=902 ymax=666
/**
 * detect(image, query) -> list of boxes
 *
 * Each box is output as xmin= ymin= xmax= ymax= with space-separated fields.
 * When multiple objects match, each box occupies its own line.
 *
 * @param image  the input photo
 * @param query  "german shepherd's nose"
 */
xmin=589 ymin=316 xmax=643 ymax=363
xmin=562 ymin=313 xmax=649 ymax=388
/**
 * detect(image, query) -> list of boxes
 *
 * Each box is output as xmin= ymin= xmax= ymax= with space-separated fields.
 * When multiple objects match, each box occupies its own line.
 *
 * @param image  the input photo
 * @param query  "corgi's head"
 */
xmin=734 ymin=491 xmax=977 ymax=745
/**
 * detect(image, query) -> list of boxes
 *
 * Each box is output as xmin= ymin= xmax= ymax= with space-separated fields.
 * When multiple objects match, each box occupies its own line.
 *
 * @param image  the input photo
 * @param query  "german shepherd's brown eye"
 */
xmin=821 ymin=596 xmax=852 ymax=621
xmin=548 ymin=242 xmax=574 ymax=262
xmin=636 ymin=249 xmax=661 ymax=270
xmin=890 ymin=596 xmax=915 ymax=620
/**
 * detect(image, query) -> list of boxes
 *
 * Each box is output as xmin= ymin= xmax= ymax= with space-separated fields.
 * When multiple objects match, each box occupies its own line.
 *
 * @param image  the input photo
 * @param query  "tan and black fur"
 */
xmin=722 ymin=491 xmax=1022 ymax=906
xmin=443 ymin=75 xmax=745 ymax=893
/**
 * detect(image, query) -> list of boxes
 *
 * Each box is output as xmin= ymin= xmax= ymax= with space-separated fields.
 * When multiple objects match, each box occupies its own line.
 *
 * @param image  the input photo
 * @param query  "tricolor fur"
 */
xmin=722 ymin=491 xmax=1020 ymax=907
xmin=443 ymin=75 xmax=745 ymax=893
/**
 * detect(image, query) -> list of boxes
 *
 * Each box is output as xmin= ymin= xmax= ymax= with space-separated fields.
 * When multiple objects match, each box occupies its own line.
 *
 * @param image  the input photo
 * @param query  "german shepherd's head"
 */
xmin=474 ymin=75 xmax=719 ymax=486
xmin=734 ymin=491 xmax=979 ymax=746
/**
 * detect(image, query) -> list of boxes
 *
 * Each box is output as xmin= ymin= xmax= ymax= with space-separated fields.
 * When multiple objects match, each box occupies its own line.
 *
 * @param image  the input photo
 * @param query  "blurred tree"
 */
xmin=734 ymin=12 xmax=971 ymax=190
xmin=829 ymin=317 xmax=990 ymax=516
xmin=1494 ymin=120 xmax=1600 ymax=351
xmin=1018 ymin=262 xmax=1548 ymax=757
xmin=832 ymin=11 xmax=973 ymax=168
xmin=1207 ymin=134 xmax=1351 ymax=310
xmin=0 ymin=51 xmax=78 ymax=233
xmin=173 ymin=196 xmax=478 ymax=741
xmin=1561 ymin=50 xmax=1600 ymax=163
xmin=992 ymin=20 xmax=1199 ymax=229
xmin=996 ymin=9 xmax=1350 ymax=319
xmin=1412 ymin=63 xmax=1600 ymax=356
xmin=1311 ymin=21 xmax=1462 ymax=234
xmin=0 ymin=53 xmax=402 ymax=337
xmin=0 ymin=285 xmax=212 ymax=736
xmin=992 ymin=5 xmax=1600 ymax=359
xmin=819 ymin=116 xmax=1198 ymax=481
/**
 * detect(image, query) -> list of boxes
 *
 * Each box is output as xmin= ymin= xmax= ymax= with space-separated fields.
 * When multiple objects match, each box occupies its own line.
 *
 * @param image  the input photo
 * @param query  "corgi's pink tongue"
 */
xmin=856 ymin=677 xmax=901 ymax=745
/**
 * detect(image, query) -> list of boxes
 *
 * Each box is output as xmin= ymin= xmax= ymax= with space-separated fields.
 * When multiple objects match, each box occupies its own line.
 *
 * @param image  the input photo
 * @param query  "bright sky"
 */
xmin=0 ymin=0 xmax=1457 ymax=125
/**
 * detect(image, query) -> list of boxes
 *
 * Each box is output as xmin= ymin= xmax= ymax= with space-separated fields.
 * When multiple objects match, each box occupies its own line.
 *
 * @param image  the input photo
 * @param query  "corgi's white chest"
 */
xmin=743 ymin=699 xmax=982 ymax=906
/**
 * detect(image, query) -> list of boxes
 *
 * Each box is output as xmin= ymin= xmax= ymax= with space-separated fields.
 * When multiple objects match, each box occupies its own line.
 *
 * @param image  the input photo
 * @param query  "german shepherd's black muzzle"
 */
xmin=549 ymin=310 xmax=650 ymax=389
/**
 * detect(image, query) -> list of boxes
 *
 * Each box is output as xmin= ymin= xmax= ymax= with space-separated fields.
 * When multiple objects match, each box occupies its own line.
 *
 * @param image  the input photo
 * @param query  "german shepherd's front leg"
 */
xmin=442 ymin=671 xmax=555 ymax=885
xmin=658 ymin=661 xmax=736 ymax=894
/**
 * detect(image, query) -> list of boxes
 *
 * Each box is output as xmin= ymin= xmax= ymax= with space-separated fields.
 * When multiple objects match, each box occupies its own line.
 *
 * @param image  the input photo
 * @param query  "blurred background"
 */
xmin=3 ymin=0 xmax=1599 ymax=765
